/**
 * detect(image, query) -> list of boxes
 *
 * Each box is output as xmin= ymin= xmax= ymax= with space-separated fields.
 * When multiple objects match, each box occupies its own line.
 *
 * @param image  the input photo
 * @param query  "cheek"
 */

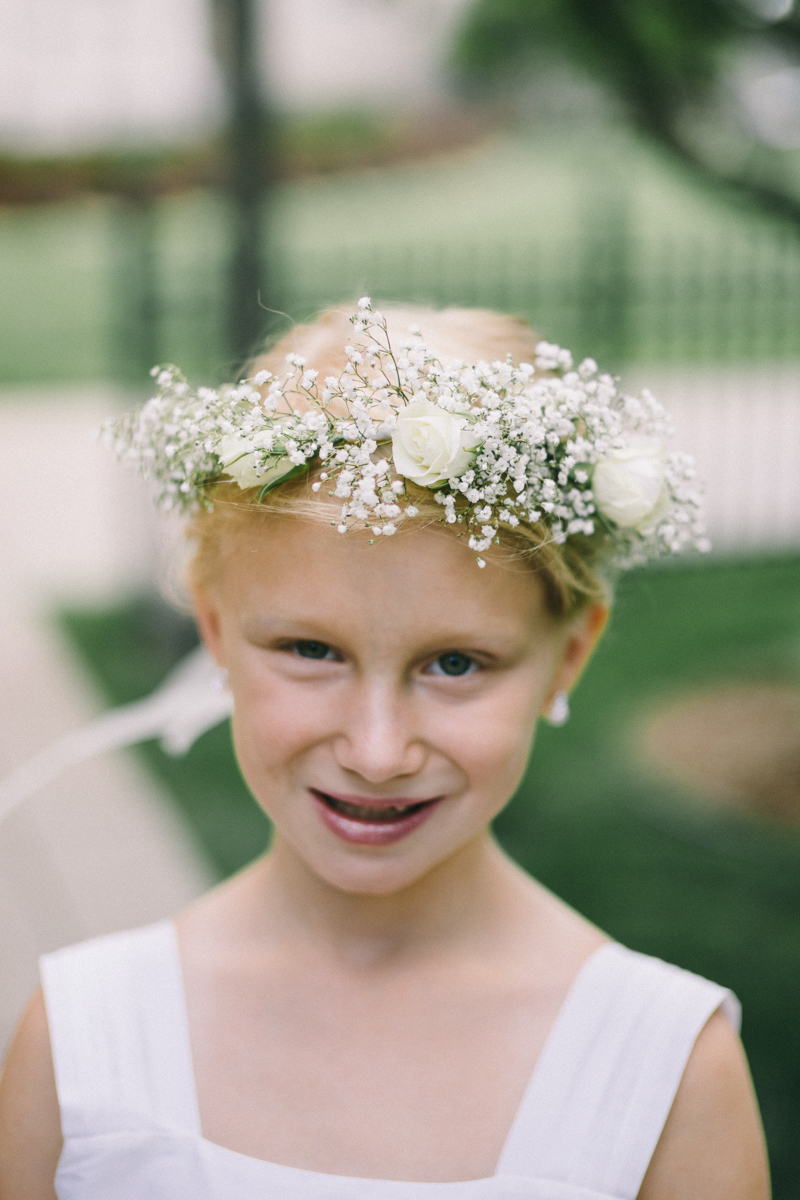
xmin=431 ymin=683 xmax=542 ymax=796
xmin=472 ymin=715 xmax=538 ymax=791
xmin=226 ymin=662 xmax=330 ymax=778
xmin=229 ymin=685 xmax=333 ymax=823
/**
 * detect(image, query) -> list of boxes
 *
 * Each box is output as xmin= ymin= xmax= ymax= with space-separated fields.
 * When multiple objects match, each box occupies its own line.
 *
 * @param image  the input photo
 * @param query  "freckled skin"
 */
xmin=0 ymin=519 xmax=770 ymax=1197
xmin=196 ymin=518 xmax=584 ymax=898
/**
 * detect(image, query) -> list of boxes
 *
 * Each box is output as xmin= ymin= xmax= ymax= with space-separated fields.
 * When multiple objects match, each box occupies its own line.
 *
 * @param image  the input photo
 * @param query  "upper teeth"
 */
xmin=326 ymin=795 xmax=418 ymax=821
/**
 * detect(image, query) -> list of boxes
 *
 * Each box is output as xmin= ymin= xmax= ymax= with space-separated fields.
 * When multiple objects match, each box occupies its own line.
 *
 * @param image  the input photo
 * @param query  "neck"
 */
xmin=241 ymin=832 xmax=533 ymax=970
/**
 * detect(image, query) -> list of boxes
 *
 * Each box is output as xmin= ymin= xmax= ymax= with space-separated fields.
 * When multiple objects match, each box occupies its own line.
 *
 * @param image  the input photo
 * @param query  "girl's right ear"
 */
xmin=191 ymin=586 xmax=226 ymax=668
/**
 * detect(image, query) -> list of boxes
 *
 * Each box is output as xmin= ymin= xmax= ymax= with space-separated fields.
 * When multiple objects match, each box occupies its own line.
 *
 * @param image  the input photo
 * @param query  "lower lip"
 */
xmin=310 ymin=792 xmax=441 ymax=846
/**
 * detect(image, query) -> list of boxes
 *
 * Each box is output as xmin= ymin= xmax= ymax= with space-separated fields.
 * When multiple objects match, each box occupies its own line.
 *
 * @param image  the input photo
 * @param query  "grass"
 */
xmin=59 ymin=594 xmax=270 ymax=881
xmin=61 ymin=550 xmax=800 ymax=1196
xmin=5 ymin=125 xmax=800 ymax=385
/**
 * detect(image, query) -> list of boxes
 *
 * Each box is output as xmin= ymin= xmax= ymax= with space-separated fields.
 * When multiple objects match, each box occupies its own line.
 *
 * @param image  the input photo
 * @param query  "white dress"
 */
xmin=41 ymin=922 xmax=739 ymax=1200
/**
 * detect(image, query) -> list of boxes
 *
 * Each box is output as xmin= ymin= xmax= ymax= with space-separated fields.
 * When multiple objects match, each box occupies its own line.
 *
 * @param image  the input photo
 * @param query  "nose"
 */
xmin=332 ymin=681 xmax=426 ymax=784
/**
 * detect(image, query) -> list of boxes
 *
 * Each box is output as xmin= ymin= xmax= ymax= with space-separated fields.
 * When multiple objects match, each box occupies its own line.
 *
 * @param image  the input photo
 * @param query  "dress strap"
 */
xmin=496 ymin=943 xmax=740 ymax=1199
xmin=41 ymin=920 xmax=201 ymax=1140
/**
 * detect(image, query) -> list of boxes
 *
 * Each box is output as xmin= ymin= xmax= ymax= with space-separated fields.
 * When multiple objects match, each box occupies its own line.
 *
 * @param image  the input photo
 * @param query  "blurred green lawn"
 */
xmin=62 ymin=551 xmax=800 ymax=1196
xmin=5 ymin=126 xmax=800 ymax=385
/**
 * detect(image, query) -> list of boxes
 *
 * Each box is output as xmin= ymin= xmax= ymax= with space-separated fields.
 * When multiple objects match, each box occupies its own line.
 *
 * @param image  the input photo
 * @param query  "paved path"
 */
xmin=0 ymin=388 xmax=212 ymax=1053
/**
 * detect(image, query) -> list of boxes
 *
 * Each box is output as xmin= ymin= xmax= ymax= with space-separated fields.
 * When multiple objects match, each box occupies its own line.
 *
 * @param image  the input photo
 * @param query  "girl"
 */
xmin=0 ymin=302 xmax=770 ymax=1198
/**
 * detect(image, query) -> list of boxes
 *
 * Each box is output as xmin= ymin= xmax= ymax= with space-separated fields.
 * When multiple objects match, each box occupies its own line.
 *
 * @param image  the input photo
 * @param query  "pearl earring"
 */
xmin=212 ymin=666 xmax=229 ymax=693
xmin=546 ymin=690 xmax=570 ymax=727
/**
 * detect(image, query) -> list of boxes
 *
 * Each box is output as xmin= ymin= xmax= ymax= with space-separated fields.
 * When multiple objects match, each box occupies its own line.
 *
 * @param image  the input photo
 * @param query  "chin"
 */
xmin=308 ymin=850 xmax=438 ymax=897
xmin=296 ymin=819 xmax=490 ymax=898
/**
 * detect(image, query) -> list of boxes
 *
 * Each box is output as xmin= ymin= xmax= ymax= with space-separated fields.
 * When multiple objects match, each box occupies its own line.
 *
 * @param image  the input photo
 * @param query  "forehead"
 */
xmin=213 ymin=515 xmax=550 ymax=641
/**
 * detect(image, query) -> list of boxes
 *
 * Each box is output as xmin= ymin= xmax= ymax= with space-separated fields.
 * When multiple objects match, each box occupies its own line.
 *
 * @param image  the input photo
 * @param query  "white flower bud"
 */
xmin=592 ymin=436 xmax=669 ymax=531
xmin=218 ymin=433 xmax=296 ymax=491
xmin=391 ymin=401 xmax=478 ymax=488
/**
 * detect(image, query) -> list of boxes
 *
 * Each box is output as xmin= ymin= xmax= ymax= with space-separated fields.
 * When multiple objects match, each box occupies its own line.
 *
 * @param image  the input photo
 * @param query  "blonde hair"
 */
xmin=188 ymin=303 xmax=613 ymax=618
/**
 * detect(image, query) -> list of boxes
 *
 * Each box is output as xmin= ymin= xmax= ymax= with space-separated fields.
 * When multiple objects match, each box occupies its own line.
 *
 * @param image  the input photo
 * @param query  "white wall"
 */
xmin=0 ymin=0 xmax=224 ymax=151
xmin=623 ymin=362 xmax=800 ymax=554
xmin=263 ymin=0 xmax=470 ymax=110
xmin=0 ymin=0 xmax=471 ymax=153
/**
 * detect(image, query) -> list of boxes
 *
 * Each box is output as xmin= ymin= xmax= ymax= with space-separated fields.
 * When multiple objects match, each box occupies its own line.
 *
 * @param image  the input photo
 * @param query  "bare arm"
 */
xmin=638 ymin=1009 xmax=770 ymax=1200
xmin=0 ymin=992 xmax=62 ymax=1200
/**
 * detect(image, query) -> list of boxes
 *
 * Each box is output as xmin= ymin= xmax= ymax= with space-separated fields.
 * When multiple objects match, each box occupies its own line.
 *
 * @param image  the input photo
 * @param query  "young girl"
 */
xmin=0 ymin=302 xmax=770 ymax=1199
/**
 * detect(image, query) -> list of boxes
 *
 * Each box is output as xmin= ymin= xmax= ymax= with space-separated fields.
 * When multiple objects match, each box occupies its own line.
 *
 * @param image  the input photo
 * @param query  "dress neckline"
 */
xmin=165 ymin=920 xmax=616 ymax=1185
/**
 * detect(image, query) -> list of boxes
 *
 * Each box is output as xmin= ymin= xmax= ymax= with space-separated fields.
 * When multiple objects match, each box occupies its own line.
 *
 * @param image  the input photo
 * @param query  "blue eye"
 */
xmin=294 ymin=640 xmax=333 ymax=660
xmin=431 ymin=652 xmax=476 ymax=677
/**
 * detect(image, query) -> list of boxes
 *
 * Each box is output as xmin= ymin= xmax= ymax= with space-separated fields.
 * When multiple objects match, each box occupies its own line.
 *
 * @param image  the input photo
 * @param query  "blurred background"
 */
xmin=2 ymin=0 xmax=800 ymax=1191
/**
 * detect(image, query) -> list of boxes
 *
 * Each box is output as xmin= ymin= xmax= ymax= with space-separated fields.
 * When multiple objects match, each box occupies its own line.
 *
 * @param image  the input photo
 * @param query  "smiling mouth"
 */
xmin=309 ymin=788 xmax=442 ymax=845
xmin=310 ymin=789 xmax=436 ymax=824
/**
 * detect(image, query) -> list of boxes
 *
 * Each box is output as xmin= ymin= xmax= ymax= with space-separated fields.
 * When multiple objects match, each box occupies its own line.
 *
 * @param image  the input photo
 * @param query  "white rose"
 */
xmin=391 ymin=400 xmax=477 ymax=488
xmin=218 ymin=433 xmax=295 ymax=491
xmin=592 ymin=436 xmax=669 ymax=531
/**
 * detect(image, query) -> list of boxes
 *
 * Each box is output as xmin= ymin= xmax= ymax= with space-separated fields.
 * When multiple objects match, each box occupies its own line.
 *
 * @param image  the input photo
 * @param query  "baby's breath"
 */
xmin=104 ymin=302 xmax=708 ymax=569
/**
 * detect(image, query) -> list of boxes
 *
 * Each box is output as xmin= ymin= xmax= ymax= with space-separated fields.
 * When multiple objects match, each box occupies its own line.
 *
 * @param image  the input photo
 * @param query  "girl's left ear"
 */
xmin=548 ymin=602 xmax=609 ymax=703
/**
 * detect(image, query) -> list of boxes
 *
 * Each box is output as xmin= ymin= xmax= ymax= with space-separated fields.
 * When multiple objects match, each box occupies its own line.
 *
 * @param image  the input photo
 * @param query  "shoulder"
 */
xmin=0 ymin=991 xmax=61 ymax=1200
xmin=638 ymin=1008 xmax=771 ymax=1200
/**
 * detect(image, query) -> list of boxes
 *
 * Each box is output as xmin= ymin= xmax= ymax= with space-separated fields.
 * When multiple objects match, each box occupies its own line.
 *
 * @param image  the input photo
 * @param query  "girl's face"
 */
xmin=194 ymin=517 xmax=605 ymax=895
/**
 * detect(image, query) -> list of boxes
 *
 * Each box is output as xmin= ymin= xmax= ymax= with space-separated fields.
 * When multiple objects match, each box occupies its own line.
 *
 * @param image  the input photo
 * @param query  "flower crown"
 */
xmin=105 ymin=298 xmax=708 ymax=570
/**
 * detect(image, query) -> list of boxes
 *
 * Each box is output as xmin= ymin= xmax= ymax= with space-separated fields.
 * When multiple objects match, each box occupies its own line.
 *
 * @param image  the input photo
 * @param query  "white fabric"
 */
xmin=0 ymin=647 xmax=231 ymax=822
xmin=41 ymin=922 xmax=739 ymax=1200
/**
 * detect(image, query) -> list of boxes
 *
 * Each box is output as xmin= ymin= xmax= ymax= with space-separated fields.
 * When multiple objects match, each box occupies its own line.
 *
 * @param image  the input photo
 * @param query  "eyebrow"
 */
xmin=240 ymin=610 xmax=530 ymax=660
xmin=240 ymin=613 xmax=332 ymax=641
